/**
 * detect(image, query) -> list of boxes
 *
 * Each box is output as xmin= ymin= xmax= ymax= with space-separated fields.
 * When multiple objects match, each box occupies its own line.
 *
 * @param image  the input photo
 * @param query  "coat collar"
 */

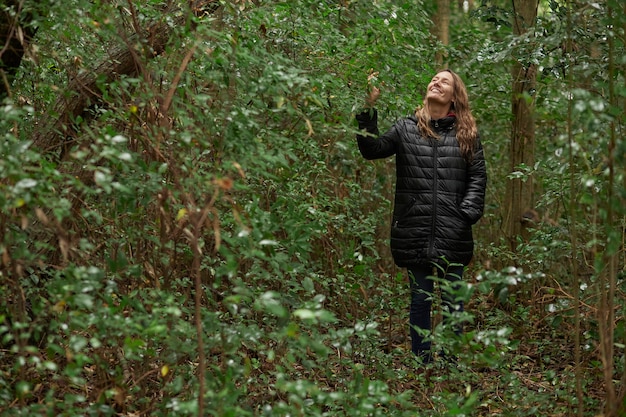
xmin=430 ymin=114 xmax=456 ymax=131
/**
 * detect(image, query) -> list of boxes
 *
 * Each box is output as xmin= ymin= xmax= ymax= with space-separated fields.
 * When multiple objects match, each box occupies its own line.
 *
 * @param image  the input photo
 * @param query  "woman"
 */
xmin=355 ymin=69 xmax=487 ymax=363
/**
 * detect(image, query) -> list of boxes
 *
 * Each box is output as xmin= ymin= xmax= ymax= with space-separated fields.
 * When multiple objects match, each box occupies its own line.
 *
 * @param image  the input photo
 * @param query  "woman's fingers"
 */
xmin=366 ymin=86 xmax=380 ymax=106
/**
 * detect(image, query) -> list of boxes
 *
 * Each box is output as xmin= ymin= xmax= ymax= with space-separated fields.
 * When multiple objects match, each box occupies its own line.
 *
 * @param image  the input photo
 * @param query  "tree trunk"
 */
xmin=505 ymin=0 xmax=538 ymax=250
xmin=431 ymin=0 xmax=451 ymax=66
xmin=613 ymin=0 xmax=625 ymax=297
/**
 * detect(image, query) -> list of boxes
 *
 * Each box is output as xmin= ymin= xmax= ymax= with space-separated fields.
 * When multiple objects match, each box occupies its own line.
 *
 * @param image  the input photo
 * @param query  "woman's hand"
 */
xmin=365 ymin=70 xmax=380 ymax=108
xmin=366 ymin=85 xmax=380 ymax=107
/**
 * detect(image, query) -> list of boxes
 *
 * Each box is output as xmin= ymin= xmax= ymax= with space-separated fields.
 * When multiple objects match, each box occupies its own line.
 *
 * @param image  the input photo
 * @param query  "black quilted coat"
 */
xmin=356 ymin=109 xmax=487 ymax=267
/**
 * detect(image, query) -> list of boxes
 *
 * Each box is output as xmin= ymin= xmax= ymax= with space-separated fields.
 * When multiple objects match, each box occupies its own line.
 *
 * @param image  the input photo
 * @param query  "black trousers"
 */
xmin=408 ymin=262 xmax=464 ymax=356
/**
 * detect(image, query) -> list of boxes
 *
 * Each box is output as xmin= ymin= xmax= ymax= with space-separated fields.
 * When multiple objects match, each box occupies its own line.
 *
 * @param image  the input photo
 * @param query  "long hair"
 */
xmin=415 ymin=69 xmax=478 ymax=162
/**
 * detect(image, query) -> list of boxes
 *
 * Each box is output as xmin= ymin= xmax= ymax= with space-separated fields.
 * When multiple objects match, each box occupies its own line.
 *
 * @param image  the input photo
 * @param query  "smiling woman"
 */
xmin=354 ymin=69 xmax=487 ymax=366
xmin=416 ymin=70 xmax=479 ymax=163
xmin=425 ymin=71 xmax=455 ymax=112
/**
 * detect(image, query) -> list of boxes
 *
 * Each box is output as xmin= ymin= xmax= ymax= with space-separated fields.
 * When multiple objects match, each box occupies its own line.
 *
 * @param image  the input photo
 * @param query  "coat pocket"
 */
xmin=392 ymin=196 xmax=417 ymax=227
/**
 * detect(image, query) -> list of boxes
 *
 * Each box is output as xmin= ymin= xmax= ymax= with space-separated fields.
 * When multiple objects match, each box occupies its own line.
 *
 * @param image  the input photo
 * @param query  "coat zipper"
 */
xmin=428 ymin=136 xmax=439 ymax=259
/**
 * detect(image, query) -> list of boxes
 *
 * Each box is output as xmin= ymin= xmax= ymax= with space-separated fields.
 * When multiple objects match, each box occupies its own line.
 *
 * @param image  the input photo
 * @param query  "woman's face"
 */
xmin=426 ymin=71 xmax=455 ymax=107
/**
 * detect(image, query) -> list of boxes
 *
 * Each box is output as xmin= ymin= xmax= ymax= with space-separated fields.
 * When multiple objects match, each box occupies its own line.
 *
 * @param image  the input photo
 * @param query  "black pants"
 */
xmin=408 ymin=262 xmax=464 ymax=356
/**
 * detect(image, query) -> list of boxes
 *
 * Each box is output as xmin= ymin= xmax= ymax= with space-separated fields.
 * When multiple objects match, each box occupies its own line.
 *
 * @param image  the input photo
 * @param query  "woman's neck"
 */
xmin=428 ymin=103 xmax=452 ymax=120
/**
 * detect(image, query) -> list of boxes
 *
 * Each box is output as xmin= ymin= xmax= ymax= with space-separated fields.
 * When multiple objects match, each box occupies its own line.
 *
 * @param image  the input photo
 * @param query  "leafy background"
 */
xmin=1 ymin=0 xmax=624 ymax=416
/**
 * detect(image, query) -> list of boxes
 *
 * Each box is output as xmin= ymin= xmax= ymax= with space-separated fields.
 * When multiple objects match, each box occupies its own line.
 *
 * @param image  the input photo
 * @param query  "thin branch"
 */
xmin=160 ymin=43 xmax=198 ymax=116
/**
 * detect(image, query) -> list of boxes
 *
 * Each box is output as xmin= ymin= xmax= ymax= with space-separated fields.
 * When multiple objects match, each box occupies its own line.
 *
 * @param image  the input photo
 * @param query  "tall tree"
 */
xmin=597 ymin=3 xmax=624 ymax=414
xmin=431 ymin=0 xmax=451 ymax=65
xmin=505 ymin=0 xmax=539 ymax=249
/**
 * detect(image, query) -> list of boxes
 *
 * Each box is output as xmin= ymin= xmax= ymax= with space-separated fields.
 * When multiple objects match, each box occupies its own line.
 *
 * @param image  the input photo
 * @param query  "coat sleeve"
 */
xmin=355 ymin=108 xmax=398 ymax=160
xmin=459 ymin=137 xmax=487 ymax=225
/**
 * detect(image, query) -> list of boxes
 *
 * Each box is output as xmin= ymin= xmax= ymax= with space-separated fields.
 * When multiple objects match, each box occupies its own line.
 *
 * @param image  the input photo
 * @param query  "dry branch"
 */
xmin=30 ymin=0 xmax=218 ymax=157
xmin=31 ymin=22 xmax=172 ymax=155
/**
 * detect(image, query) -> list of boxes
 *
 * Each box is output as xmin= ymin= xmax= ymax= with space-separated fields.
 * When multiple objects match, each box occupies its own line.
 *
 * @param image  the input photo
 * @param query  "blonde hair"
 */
xmin=415 ymin=69 xmax=478 ymax=162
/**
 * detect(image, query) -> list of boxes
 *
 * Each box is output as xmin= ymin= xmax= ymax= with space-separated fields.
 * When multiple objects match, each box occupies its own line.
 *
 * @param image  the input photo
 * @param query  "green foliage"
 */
xmin=1 ymin=0 xmax=624 ymax=416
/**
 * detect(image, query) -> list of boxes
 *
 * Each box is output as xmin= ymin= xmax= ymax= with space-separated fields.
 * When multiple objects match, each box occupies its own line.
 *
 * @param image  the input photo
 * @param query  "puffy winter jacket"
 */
xmin=356 ymin=109 xmax=487 ymax=267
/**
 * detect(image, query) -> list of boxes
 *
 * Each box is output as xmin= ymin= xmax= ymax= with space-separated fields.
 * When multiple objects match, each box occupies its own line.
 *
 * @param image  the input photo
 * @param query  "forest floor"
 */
xmin=370 ymin=294 xmax=609 ymax=416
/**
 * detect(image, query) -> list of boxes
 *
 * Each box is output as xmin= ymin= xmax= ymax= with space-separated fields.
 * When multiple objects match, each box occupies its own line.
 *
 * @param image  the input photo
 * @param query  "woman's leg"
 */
xmin=408 ymin=265 xmax=435 ymax=361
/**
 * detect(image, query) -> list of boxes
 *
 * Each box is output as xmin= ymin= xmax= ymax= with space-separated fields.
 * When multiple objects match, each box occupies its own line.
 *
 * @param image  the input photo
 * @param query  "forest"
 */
xmin=0 ymin=0 xmax=624 ymax=416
